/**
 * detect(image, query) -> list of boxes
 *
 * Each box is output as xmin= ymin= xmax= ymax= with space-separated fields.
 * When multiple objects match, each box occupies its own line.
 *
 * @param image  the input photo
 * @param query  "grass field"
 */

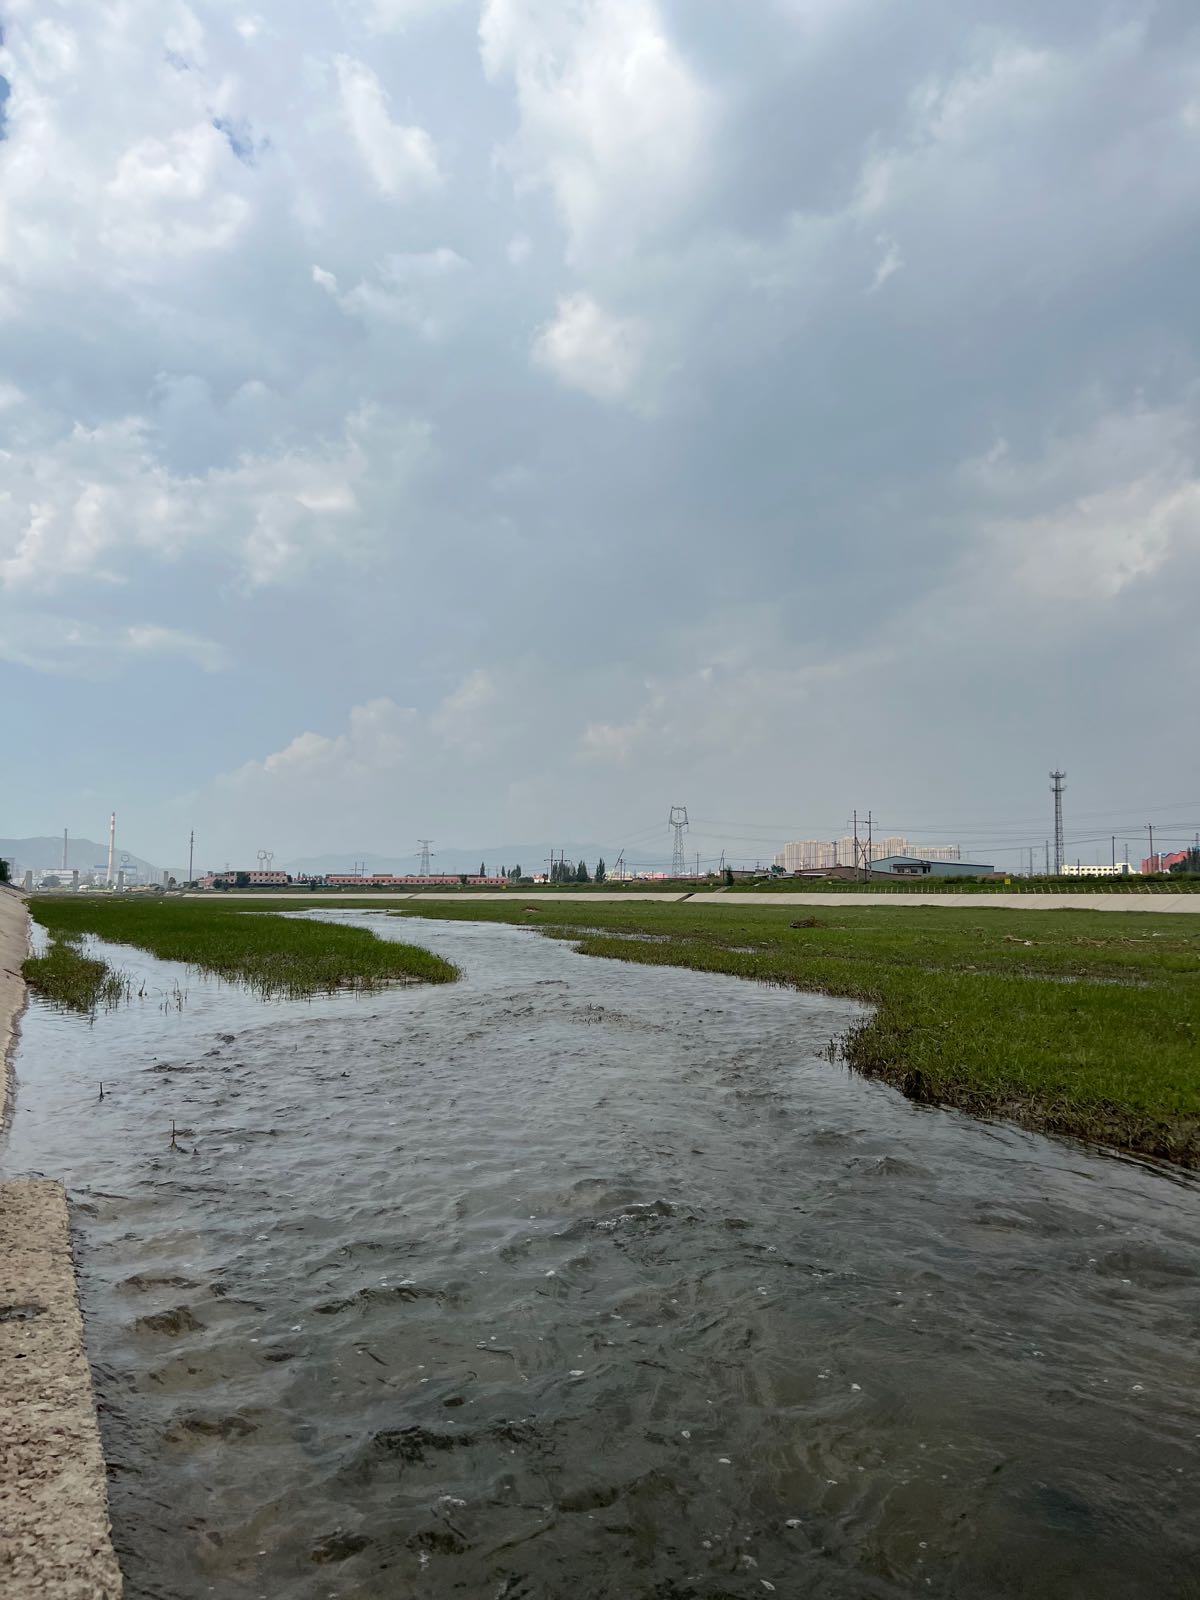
xmin=28 ymin=897 xmax=459 ymax=999
xmin=387 ymin=898 xmax=1200 ymax=1165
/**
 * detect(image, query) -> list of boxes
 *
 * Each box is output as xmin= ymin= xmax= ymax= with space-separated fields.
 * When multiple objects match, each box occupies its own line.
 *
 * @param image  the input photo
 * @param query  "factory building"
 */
xmin=869 ymin=855 xmax=996 ymax=878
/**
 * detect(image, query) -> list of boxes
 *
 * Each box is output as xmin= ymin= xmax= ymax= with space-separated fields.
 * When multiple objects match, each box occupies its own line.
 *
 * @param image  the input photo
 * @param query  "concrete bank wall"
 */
xmin=0 ymin=883 xmax=28 ymax=1126
xmin=0 ymin=888 xmax=124 ymax=1598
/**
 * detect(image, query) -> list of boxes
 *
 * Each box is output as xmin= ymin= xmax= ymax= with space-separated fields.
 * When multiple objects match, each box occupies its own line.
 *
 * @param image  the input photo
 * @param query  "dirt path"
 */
xmin=0 ymin=888 xmax=124 ymax=1597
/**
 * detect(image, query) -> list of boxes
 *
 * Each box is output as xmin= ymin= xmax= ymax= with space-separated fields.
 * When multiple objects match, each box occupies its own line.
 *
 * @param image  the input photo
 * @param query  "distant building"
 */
xmin=202 ymin=870 xmax=290 ymax=888
xmin=870 ymin=855 xmax=995 ymax=878
xmin=1061 ymin=863 xmax=1140 ymax=878
xmin=1140 ymin=851 xmax=1189 ymax=875
xmin=775 ymin=836 xmax=961 ymax=871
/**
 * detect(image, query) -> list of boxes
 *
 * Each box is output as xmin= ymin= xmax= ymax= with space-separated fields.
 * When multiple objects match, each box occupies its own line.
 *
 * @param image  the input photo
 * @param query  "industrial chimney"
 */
xmin=107 ymin=813 xmax=117 ymax=887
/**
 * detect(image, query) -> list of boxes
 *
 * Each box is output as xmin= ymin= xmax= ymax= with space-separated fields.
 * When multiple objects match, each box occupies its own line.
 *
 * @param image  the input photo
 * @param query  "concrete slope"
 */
xmin=0 ymin=889 xmax=124 ymax=1598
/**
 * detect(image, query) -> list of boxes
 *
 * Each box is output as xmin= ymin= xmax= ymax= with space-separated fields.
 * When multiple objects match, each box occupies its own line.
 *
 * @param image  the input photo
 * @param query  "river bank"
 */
xmin=1 ymin=884 xmax=28 ymax=1124
xmin=0 ymin=885 xmax=124 ymax=1598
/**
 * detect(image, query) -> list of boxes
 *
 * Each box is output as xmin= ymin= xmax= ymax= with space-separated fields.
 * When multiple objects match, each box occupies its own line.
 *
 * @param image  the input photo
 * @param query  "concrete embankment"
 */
xmin=0 ymin=887 xmax=123 ymax=1598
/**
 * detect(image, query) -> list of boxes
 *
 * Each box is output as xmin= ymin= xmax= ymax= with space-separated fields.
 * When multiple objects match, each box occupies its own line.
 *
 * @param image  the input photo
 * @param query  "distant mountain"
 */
xmin=0 ymin=836 xmax=163 ymax=877
xmin=283 ymin=844 xmax=613 ymax=878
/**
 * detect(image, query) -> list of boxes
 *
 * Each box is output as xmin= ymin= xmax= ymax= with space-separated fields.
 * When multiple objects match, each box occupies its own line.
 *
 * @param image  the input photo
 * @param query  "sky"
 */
xmin=1 ymin=0 xmax=1198 ymax=873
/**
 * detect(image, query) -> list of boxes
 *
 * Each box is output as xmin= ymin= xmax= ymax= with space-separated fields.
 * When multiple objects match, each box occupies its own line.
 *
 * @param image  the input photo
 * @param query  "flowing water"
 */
xmin=4 ymin=912 xmax=1199 ymax=1600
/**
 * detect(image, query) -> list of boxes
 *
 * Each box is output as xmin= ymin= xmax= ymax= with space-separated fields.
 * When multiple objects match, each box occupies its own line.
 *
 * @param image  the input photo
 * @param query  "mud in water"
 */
xmin=4 ymin=913 xmax=1200 ymax=1600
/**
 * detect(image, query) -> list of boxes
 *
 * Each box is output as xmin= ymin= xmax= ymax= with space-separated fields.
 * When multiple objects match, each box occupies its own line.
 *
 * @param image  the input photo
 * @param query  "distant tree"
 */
xmin=0 ymin=859 xmax=8 ymax=884
xmin=167 ymin=876 xmax=177 ymax=889
xmin=594 ymin=857 xmax=606 ymax=882
xmin=459 ymin=873 xmax=468 ymax=886
xmin=510 ymin=864 xmax=522 ymax=882
xmin=479 ymin=861 xmax=486 ymax=877
xmin=576 ymin=859 xmax=589 ymax=883
xmin=234 ymin=871 xmax=250 ymax=889
xmin=1170 ymin=848 xmax=1200 ymax=875
xmin=724 ymin=867 xmax=734 ymax=886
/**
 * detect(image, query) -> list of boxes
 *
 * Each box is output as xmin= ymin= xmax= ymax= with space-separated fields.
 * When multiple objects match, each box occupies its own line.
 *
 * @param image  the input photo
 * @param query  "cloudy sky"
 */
xmin=2 ymin=0 xmax=1198 ymax=872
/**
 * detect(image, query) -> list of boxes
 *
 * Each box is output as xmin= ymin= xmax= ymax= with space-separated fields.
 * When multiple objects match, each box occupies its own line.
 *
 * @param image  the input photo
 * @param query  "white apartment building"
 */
xmin=1059 ymin=862 xmax=1140 ymax=877
xmin=775 ymin=836 xmax=961 ymax=871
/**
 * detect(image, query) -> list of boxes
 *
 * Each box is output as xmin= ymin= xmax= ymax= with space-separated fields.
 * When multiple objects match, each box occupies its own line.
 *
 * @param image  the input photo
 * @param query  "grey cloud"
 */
xmin=2 ymin=0 xmax=1198 ymax=867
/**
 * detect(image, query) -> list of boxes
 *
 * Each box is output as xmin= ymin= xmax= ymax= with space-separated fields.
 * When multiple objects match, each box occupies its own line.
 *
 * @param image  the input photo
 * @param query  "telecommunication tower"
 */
xmin=1050 ymin=770 xmax=1067 ymax=875
xmin=418 ymin=839 xmax=434 ymax=877
xmin=668 ymin=806 xmax=689 ymax=878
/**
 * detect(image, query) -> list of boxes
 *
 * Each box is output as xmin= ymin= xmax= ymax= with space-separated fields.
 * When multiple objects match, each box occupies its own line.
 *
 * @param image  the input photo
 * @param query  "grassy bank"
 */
xmin=388 ymin=899 xmax=1200 ymax=1166
xmin=30 ymin=899 xmax=458 ymax=998
xmin=23 ymin=935 xmax=129 ymax=1014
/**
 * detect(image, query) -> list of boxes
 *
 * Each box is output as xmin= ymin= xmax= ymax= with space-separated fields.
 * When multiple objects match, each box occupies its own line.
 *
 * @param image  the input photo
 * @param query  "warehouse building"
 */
xmin=869 ymin=855 xmax=996 ymax=878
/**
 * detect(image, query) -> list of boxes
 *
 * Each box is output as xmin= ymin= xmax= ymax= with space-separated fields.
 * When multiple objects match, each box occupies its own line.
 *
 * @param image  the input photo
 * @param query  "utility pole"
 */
xmin=695 ymin=851 xmax=700 ymax=878
xmin=62 ymin=829 xmax=68 ymax=872
xmin=1050 ymin=771 xmax=1066 ymax=874
xmin=1111 ymin=835 xmax=1116 ymax=871
xmin=669 ymin=806 xmax=689 ymax=879
xmin=1148 ymin=823 xmax=1155 ymax=873
xmin=188 ymin=830 xmax=194 ymax=885
xmin=418 ymin=840 xmax=434 ymax=878
xmin=1044 ymin=840 xmax=1050 ymax=875
xmin=867 ymin=811 xmax=873 ymax=872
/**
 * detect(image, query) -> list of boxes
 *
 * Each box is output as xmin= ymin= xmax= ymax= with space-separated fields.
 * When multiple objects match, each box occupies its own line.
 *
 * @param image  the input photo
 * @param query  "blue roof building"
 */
xmin=870 ymin=855 xmax=996 ymax=877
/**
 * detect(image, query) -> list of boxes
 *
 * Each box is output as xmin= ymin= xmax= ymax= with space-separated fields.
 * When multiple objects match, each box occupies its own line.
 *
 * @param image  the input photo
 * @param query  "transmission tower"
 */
xmin=1050 ymin=770 xmax=1066 ymax=875
xmin=256 ymin=849 xmax=274 ymax=871
xmin=668 ymin=806 xmax=689 ymax=878
xmin=418 ymin=839 xmax=434 ymax=877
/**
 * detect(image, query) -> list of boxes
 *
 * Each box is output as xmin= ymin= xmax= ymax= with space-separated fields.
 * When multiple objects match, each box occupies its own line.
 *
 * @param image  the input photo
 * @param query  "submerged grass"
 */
xmin=385 ymin=898 xmax=1200 ymax=1166
xmin=24 ymin=934 xmax=129 ymax=1014
xmin=29 ymin=898 xmax=459 ymax=998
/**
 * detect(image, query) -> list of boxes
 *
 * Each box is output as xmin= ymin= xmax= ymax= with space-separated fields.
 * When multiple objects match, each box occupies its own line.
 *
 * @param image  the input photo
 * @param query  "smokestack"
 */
xmin=107 ymin=812 xmax=117 ymax=887
xmin=62 ymin=829 xmax=68 ymax=871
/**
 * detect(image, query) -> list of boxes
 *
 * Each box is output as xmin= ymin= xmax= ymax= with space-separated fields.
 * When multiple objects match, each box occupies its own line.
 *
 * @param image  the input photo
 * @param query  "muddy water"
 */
xmin=4 ymin=913 xmax=1199 ymax=1600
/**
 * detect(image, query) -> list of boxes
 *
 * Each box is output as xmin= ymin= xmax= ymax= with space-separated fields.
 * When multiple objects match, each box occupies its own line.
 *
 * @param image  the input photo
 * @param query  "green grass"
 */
xmin=24 ymin=934 xmax=130 ymax=1013
xmin=385 ymin=898 xmax=1200 ymax=1166
xmin=29 ymin=898 xmax=459 ymax=998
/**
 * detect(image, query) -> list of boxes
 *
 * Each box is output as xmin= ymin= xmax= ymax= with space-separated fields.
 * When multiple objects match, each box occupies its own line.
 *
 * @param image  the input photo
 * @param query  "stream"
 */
xmin=4 ymin=911 xmax=1199 ymax=1599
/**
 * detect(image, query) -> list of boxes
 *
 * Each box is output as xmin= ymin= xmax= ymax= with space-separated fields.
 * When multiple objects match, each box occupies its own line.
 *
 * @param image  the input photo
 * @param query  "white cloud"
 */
xmin=479 ymin=0 xmax=713 ymax=263
xmin=334 ymin=56 xmax=442 ymax=198
xmin=532 ymin=292 xmax=647 ymax=402
xmin=314 ymin=248 xmax=468 ymax=336
xmin=355 ymin=0 xmax=465 ymax=31
xmin=0 ymin=406 xmax=432 ymax=591
xmin=0 ymin=614 xmax=229 ymax=676
xmin=867 ymin=234 xmax=903 ymax=292
xmin=429 ymin=667 xmax=500 ymax=751
xmin=959 ymin=405 xmax=1200 ymax=604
